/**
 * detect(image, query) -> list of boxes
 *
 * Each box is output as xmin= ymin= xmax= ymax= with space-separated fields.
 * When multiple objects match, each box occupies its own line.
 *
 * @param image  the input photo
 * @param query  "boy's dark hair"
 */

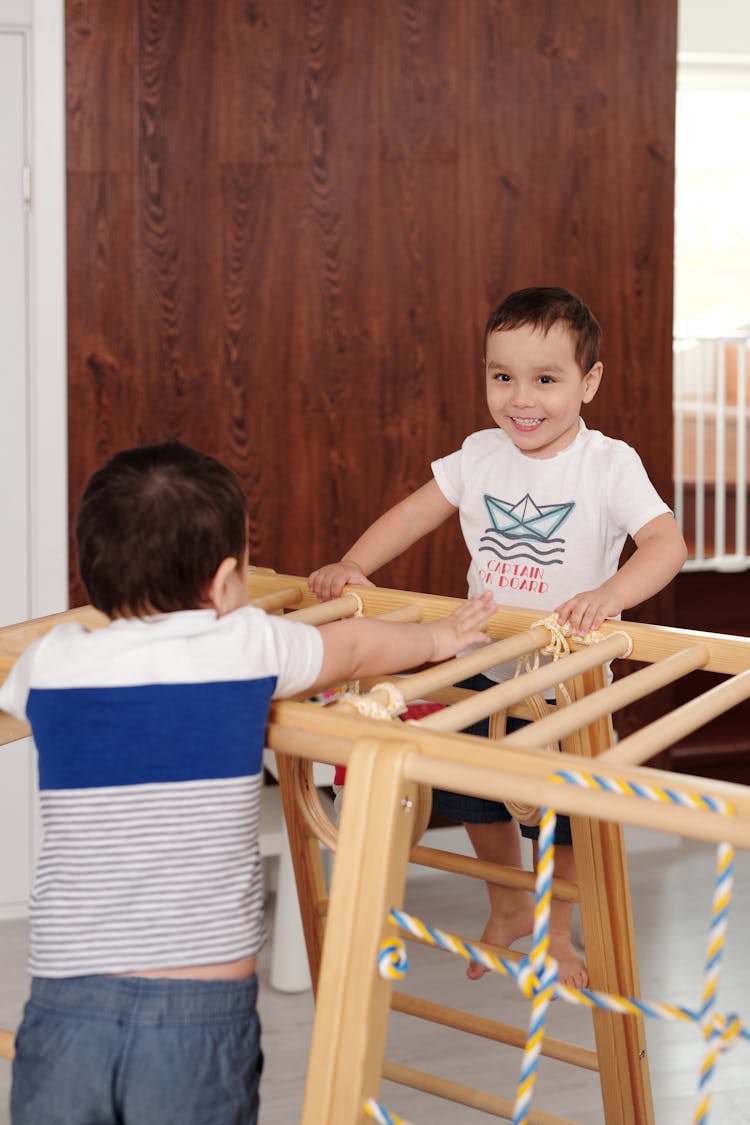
xmin=484 ymin=287 xmax=602 ymax=374
xmin=76 ymin=442 xmax=248 ymax=617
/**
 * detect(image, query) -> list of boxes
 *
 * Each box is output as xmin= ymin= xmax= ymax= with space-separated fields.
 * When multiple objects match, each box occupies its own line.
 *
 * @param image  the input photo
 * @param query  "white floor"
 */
xmin=1 ymin=835 xmax=750 ymax=1124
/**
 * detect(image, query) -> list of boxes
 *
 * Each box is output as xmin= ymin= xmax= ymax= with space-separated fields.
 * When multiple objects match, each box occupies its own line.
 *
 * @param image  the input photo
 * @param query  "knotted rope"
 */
xmin=515 ymin=613 xmax=634 ymax=706
xmin=337 ymin=680 xmax=407 ymax=720
xmin=499 ymin=614 xmax=634 ymax=824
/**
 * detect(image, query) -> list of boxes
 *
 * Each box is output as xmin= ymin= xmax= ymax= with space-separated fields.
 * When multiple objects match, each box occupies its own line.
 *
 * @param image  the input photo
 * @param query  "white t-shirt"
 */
xmin=432 ymin=420 xmax=670 ymax=684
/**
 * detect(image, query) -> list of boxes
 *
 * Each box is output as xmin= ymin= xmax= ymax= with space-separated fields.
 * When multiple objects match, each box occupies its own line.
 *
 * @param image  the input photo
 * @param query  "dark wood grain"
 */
xmin=66 ymin=0 xmax=680 ymax=611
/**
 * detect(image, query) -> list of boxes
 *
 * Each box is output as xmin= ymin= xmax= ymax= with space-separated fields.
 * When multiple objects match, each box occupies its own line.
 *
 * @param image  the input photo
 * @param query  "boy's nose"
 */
xmin=510 ymin=385 xmax=535 ymax=407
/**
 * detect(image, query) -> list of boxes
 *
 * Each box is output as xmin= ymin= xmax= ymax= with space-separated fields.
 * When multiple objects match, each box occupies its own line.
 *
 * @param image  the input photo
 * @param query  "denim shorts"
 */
xmin=431 ymin=673 xmax=572 ymax=846
xmin=11 ymin=973 xmax=262 ymax=1125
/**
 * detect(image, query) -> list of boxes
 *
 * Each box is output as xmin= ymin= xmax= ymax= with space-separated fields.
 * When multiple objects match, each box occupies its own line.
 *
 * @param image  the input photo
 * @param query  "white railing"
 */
xmin=673 ymin=335 xmax=750 ymax=571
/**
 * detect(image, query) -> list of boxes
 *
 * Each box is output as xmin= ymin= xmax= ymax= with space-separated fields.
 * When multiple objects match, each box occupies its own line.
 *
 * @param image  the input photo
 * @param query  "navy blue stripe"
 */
xmin=27 ymin=678 xmax=276 ymax=789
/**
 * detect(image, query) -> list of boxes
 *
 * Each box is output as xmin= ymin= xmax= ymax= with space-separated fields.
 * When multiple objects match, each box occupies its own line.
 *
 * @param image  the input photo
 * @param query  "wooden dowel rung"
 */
xmin=358 ymin=679 xmax=473 ymax=704
xmin=391 ymin=992 xmax=599 ymax=1071
xmin=0 ymin=1028 xmax=15 ymax=1060
xmin=393 ymin=624 xmax=553 ymax=701
xmin=502 ymin=646 xmax=710 ymax=750
xmin=403 ymin=753 xmax=750 ymax=847
xmin=373 ymin=605 xmax=423 ymax=622
xmin=248 ymin=586 xmax=303 ymax=613
xmin=415 ymin=633 xmax=629 ymax=732
xmin=409 ymin=843 xmax=579 ymax=901
xmin=285 ymin=593 xmax=362 ymax=624
xmin=382 ymin=1059 xmax=584 ymax=1125
xmin=340 ymin=627 xmax=553 ymax=713
xmin=266 ymin=710 xmax=750 ymax=846
xmin=598 ymin=663 xmax=750 ymax=767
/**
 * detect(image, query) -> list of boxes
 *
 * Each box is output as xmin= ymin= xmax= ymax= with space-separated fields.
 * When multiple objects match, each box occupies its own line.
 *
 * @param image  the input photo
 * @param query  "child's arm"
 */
xmin=309 ymin=480 xmax=457 ymax=601
xmin=554 ymin=513 xmax=688 ymax=635
xmin=308 ymin=591 xmax=494 ymax=694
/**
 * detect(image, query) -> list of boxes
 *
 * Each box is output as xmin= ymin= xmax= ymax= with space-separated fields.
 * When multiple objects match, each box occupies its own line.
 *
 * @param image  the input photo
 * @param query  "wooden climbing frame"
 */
xmin=2 ymin=569 xmax=750 ymax=1124
xmin=248 ymin=571 xmax=750 ymax=1125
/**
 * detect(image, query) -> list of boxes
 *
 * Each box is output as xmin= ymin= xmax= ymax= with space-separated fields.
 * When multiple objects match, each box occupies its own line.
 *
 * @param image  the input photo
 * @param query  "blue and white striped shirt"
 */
xmin=0 ymin=606 xmax=323 ymax=978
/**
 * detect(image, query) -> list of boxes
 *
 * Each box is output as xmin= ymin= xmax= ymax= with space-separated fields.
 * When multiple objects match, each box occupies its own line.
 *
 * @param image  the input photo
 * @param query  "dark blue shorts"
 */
xmin=11 ymin=973 xmax=262 ymax=1125
xmin=431 ymin=673 xmax=573 ymax=846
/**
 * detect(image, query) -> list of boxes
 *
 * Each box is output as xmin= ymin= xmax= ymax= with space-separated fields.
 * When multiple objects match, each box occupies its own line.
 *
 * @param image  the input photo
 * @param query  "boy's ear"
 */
xmin=204 ymin=556 xmax=239 ymax=614
xmin=582 ymin=361 xmax=603 ymax=403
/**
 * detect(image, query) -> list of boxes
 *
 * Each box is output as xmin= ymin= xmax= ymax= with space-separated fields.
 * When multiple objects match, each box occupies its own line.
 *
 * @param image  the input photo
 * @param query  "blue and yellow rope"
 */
xmin=361 ymin=616 xmax=739 ymax=1125
xmin=371 ymin=773 xmax=743 ymax=1125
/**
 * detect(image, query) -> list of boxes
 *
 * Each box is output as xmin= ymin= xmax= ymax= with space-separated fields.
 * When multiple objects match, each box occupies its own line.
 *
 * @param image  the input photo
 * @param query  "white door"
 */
xmin=0 ymin=30 xmax=30 ymax=626
xmin=0 ymin=28 xmax=35 ymax=917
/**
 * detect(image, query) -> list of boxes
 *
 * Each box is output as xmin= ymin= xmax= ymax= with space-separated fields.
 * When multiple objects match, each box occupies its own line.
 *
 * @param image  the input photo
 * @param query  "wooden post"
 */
xmin=563 ymin=667 xmax=655 ymax=1125
xmin=300 ymin=738 xmax=419 ymax=1125
xmin=274 ymin=753 xmax=330 ymax=994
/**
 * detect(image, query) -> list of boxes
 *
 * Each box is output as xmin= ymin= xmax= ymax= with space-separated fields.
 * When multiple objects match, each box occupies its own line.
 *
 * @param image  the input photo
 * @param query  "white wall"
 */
xmin=0 ymin=0 xmax=66 ymax=918
xmin=0 ymin=0 xmax=67 ymax=618
xmin=679 ymin=0 xmax=750 ymax=55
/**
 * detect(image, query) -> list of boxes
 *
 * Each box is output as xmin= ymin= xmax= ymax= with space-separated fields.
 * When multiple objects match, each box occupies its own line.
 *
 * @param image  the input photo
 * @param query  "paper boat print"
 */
xmin=484 ymin=492 xmax=575 ymax=541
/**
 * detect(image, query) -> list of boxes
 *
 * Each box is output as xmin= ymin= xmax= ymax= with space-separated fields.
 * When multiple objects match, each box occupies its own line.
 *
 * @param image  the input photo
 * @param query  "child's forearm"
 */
xmin=342 ymin=482 xmax=455 ymax=577
xmin=309 ymin=480 xmax=456 ymax=600
xmin=310 ymin=593 xmax=493 ymax=693
xmin=605 ymin=516 xmax=688 ymax=612
xmin=554 ymin=514 xmax=687 ymax=633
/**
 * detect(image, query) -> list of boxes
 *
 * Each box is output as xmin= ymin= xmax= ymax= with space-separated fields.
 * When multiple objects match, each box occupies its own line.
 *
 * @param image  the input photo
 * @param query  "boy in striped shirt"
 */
xmin=1 ymin=441 xmax=493 ymax=1125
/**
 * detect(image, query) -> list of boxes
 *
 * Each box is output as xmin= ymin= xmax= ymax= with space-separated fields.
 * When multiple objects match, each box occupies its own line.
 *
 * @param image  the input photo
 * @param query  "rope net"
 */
xmin=370 ymin=791 xmax=745 ymax=1125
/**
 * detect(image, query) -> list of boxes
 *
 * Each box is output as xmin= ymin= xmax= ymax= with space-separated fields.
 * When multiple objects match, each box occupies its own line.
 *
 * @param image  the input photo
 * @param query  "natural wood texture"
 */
xmin=409 ymin=845 xmax=579 ymax=903
xmin=389 ymin=992 xmax=599 ymax=1072
xmin=65 ymin=0 xmax=678 ymax=611
xmin=562 ymin=667 xmax=654 ymax=1125
xmin=242 ymin=574 xmax=750 ymax=1122
xmin=245 ymin=572 xmax=750 ymax=676
xmin=381 ymin=1060 xmax=582 ymax=1125
xmin=249 ymin=586 xmax=303 ymax=613
xmin=269 ymin=703 xmax=750 ymax=847
xmin=259 ymin=576 xmax=659 ymax=1120
xmin=300 ymin=739 xmax=418 ymax=1123
xmin=600 ymin=666 xmax=750 ymax=768
xmin=502 ymin=647 xmax=709 ymax=750
xmin=412 ymin=633 xmax=630 ymax=732
xmin=274 ymin=754 xmax=329 ymax=994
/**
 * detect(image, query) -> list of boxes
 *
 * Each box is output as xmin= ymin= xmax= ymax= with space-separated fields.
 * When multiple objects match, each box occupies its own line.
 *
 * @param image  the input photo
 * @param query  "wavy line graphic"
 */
xmin=478 ymin=545 xmax=565 ymax=565
xmin=480 ymin=535 xmax=566 ymax=559
xmin=480 ymin=534 xmax=566 ymax=547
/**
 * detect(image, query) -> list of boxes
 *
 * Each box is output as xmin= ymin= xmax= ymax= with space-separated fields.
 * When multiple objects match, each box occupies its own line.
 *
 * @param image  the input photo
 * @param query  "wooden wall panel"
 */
xmin=66 ymin=0 xmax=678 ymax=615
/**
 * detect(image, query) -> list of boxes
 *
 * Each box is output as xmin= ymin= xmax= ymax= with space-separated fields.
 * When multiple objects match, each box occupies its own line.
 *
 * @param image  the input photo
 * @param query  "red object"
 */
xmin=333 ymin=700 xmax=446 ymax=787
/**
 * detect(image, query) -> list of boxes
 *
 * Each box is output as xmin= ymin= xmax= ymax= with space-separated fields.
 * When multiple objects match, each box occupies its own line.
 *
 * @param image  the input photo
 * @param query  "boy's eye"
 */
xmin=538 ymin=375 xmax=554 ymax=384
xmin=494 ymin=373 xmax=511 ymax=382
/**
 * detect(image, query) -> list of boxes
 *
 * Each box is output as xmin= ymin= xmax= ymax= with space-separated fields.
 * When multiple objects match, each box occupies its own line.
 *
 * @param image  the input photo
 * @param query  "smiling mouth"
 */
xmin=510 ymin=417 xmax=544 ymax=429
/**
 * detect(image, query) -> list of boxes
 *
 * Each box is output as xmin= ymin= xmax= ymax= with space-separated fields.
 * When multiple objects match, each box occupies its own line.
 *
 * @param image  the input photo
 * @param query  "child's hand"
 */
xmin=425 ymin=592 xmax=495 ymax=662
xmin=554 ymin=587 xmax=622 ymax=636
xmin=308 ymin=560 xmax=375 ymax=602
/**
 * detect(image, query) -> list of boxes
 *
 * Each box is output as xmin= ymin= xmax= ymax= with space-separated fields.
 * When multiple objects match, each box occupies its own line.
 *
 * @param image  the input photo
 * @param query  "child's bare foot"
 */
xmin=549 ymin=931 xmax=587 ymax=989
xmin=466 ymin=904 xmax=534 ymax=980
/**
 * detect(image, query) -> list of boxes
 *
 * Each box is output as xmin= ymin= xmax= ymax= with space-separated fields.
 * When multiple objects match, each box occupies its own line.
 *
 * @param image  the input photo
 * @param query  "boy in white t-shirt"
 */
xmin=0 ymin=441 xmax=494 ymax=1125
xmin=309 ymin=286 xmax=687 ymax=988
